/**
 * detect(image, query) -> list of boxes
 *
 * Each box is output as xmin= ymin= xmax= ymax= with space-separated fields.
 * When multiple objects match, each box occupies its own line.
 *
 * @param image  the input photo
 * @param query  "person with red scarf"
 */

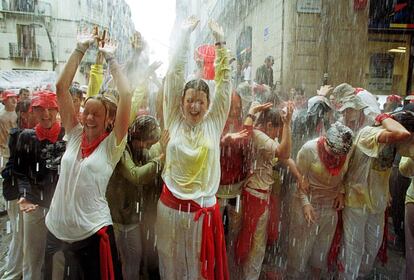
xmin=217 ymin=94 xmax=272 ymax=276
xmin=339 ymin=113 xmax=411 ymax=280
xmin=155 ymin=17 xmax=230 ymax=280
xmin=13 ymin=92 xmax=65 ymax=280
xmin=44 ymin=29 xmax=131 ymax=280
xmin=287 ymin=122 xmax=353 ymax=279
xmin=234 ymin=104 xmax=293 ymax=280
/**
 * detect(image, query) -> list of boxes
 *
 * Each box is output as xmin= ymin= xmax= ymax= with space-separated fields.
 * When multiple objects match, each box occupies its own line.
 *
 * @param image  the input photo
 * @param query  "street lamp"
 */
xmin=30 ymin=23 xmax=57 ymax=71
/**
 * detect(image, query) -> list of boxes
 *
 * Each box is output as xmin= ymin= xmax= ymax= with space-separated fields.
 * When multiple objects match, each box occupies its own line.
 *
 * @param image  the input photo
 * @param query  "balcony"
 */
xmin=9 ymin=43 xmax=42 ymax=61
xmin=1 ymin=1 xmax=51 ymax=17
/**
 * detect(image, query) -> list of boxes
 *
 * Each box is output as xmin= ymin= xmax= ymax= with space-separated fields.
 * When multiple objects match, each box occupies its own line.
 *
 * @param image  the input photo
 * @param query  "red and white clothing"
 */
xmin=235 ymin=129 xmax=279 ymax=280
xmin=157 ymin=28 xmax=231 ymax=279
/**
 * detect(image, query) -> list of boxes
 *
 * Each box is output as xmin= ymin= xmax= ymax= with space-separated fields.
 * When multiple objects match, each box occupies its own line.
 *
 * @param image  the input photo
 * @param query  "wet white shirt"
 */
xmin=46 ymin=123 xmax=126 ymax=242
xmin=162 ymin=33 xmax=231 ymax=208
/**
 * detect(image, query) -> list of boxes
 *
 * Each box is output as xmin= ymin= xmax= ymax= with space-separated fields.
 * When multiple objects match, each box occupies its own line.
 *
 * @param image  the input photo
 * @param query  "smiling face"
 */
xmin=181 ymin=88 xmax=209 ymax=126
xmin=32 ymin=106 xmax=58 ymax=129
xmin=82 ymin=98 xmax=112 ymax=141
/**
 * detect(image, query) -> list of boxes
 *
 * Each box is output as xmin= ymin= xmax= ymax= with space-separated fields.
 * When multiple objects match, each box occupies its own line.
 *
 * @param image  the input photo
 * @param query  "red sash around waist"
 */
xmin=160 ymin=185 xmax=229 ymax=280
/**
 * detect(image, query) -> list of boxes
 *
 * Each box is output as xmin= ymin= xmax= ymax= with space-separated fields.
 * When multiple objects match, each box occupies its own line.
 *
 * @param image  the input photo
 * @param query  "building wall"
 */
xmin=0 ymin=0 xmax=135 ymax=86
xmin=183 ymin=0 xmax=376 ymax=97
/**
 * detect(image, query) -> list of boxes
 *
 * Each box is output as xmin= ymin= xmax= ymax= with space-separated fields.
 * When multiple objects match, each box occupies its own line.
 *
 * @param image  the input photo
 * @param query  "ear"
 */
xmin=266 ymin=121 xmax=273 ymax=131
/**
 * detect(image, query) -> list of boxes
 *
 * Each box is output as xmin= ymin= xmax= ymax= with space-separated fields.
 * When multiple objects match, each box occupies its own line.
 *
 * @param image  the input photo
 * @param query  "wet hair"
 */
xmin=182 ymin=79 xmax=210 ymax=103
xmin=128 ymin=115 xmax=161 ymax=143
xmin=256 ymin=108 xmax=282 ymax=128
xmin=69 ymin=85 xmax=84 ymax=100
xmin=84 ymin=91 xmax=118 ymax=132
xmin=391 ymin=110 xmax=414 ymax=132
xmin=19 ymin=88 xmax=30 ymax=96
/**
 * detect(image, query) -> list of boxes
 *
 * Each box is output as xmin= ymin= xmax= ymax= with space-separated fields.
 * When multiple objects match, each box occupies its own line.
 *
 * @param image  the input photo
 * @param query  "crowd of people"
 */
xmin=0 ymin=15 xmax=414 ymax=280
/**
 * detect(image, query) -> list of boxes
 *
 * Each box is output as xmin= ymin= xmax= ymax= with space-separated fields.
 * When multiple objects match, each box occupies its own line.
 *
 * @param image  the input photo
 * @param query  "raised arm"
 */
xmin=274 ymin=102 xmax=294 ymax=159
xmin=56 ymin=31 xmax=96 ymax=133
xmin=86 ymin=52 xmax=104 ymax=99
xmin=99 ymin=41 xmax=132 ymax=145
xmin=163 ymin=16 xmax=200 ymax=129
xmin=208 ymin=21 xmax=231 ymax=130
xmin=377 ymin=116 xmax=411 ymax=143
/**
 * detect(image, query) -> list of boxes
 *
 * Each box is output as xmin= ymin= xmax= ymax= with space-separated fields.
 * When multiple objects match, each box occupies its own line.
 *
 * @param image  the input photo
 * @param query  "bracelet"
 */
xmin=246 ymin=113 xmax=256 ymax=121
xmin=75 ymin=47 xmax=86 ymax=55
xmin=375 ymin=113 xmax=393 ymax=124
xmin=215 ymin=41 xmax=226 ymax=47
xmin=106 ymin=56 xmax=115 ymax=64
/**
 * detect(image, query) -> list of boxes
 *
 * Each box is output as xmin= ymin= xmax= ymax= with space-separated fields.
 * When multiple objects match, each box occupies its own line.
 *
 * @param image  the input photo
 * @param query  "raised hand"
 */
xmin=249 ymin=102 xmax=273 ymax=115
xmin=146 ymin=61 xmax=163 ymax=76
xmin=130 ymin=31 xmax=143 ymax=50
xmin=77 ymin=28 xmax=97 ymax=52
xmin=317 ymin=85 xmax=333 ymax=97
xmin=222 ymin=129 xmax=250 ymax=144
xmin=281 ymin=101 xmax=294 ymax=124
xmin=182 ymin=16 xmax=200 ymax=33
xmin=99 ymin=39 xmax=118 ymax=61
xmin=208 ymin=20 xmax=225 ymax=42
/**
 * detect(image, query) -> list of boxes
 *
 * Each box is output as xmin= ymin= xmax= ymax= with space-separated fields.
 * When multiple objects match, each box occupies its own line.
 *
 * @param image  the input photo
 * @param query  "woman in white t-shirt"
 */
xmin=156 ymin=17 xmax=231 ymax=279
xmin=44 ymin=31 xmax=132 ymax=279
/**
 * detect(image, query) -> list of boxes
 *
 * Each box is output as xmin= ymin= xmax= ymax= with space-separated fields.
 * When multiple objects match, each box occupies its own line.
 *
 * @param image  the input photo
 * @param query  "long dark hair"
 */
xmin=256 ymin=108 xmax=282 ymax=128
xmin=182 ymin=79 xmax=210 ymax=103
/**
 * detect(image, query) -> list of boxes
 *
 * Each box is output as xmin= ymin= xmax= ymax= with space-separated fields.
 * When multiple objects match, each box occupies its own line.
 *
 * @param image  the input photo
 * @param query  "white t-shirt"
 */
xmin=45 ymin=123 xmax=126 ymax=242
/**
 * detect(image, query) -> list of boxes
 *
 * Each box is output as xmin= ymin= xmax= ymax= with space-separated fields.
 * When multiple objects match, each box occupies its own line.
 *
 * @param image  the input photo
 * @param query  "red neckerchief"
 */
xmin=317 ymin=137 xmax=347 ymax=176
xmin=35 ymin=122 xmax=61 ymax=143
xmin=81 ymin=131 xmax=109 ymax=158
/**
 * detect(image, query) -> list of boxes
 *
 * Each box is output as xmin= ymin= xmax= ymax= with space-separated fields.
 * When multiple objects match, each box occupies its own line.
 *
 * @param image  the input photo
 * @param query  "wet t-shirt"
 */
xmin=46 ymin=123 xmax=126 ymax=242
xmin=344 ymin=126 xmax=394 ymax=213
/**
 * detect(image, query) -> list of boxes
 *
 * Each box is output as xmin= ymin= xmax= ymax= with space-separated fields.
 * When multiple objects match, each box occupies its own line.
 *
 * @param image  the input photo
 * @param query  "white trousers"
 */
xmin=155 ymin=200 xmax=204 ymax=280
xmin=241 ymin=207 xmax=269 ymax=280
xmin=22 ymin=206 xmax=48 ymax=280
xmin=1 ymin=200 xmax=23 ymax=280
xmin=287 ymin=201 xmax=338 ymax=279
xmin=114 ymin=223 xmax=142 ymax=280
xmin=339 ymin=207 xmax=384 ymax=280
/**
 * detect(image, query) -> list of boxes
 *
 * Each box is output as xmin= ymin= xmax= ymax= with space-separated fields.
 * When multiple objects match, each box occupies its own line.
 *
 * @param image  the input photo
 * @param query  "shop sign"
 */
xmin=297 ymin=0 xmax=321 ymax=14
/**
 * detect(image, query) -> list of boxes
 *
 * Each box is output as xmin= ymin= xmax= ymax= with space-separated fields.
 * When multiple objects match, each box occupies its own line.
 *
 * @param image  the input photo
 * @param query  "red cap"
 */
xmin=2 ymin=90 xmax=18 ymax=101
xmin=386 ymin=94 xmax=402 ymax=103
xmin=30 ymin=91 xmax=58 ymax=110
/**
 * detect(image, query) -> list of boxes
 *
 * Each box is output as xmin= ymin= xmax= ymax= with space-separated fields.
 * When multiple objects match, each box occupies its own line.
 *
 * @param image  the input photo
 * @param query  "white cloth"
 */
xmin=155 ymin=200 xmax=203 ymax=280
xmin=356 ymin=90 xmax=380 ymax=119
xmin=22 ymin=207 xmax=48 ymax=280
xmin=162 ymin=34 xmax=231 ymax=208
xmin=1 ymin=199 xmax=23 ymax=280
xmin=245 ymin=130 xmax=278 ymax=191
xmin=114 ymin=223 xmax=142 ymax=280
xmin=45 ymin=123 xmax=126 ymax=242
xmin=343 ymin=126 xmax=391 ymax=213
xmin=241 ymin=196 xmax=270 ymax=280
xmin=287 ymin=198 xmax=338 ymax=278
xmin=339 ymin=207 xmax=385 ymax=280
